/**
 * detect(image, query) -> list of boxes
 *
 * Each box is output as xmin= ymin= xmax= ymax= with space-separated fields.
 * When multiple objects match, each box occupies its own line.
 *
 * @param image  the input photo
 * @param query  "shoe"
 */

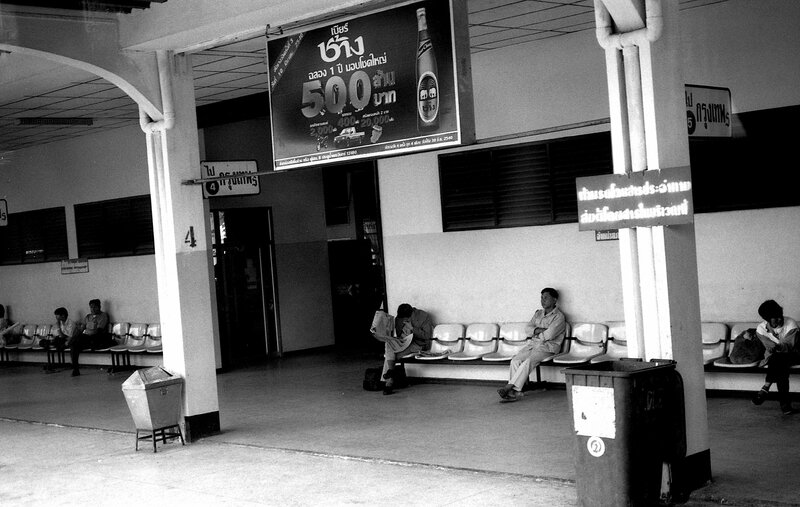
xmin=71 ymin=369 xmax=80 ymax=377
xmin=497 ymin=386 xmax=511 ymax=399
xmin=752 ymin=389 xmax=768 ymax=405
xmin=780 ymin=403 xmax=795 ymax=415
xmin=383 ymin=378 xmax=394 ymax=395
xmin=500 ymin=390 xmax=523 ymax=403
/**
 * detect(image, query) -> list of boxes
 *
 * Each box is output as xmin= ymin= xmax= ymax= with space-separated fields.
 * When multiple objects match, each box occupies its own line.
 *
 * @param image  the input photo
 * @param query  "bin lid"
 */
xmin=562 ymin=359 xmax=676 ymax=377
xmin=121 ymin=367 xmax=184 ymax=390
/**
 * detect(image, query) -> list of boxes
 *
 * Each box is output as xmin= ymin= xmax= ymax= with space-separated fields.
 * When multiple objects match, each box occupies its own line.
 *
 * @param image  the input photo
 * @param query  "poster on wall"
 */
xmin=267 ymin=0 xmax=474 ymax=170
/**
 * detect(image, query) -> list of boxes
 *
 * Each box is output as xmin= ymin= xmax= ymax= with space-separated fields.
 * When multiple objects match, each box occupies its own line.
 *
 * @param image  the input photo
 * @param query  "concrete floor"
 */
xmin=1 ymin=350 xmax=798 ymax=506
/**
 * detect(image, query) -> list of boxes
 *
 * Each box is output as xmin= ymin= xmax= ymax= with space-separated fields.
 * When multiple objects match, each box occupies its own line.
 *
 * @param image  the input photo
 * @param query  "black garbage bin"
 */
xmin=563 ymin=359 xmax=686 ymax=506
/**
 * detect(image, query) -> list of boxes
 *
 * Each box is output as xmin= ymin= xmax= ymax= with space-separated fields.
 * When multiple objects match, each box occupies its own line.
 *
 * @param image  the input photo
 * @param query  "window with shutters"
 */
xmin=439 ymin=133 xmax=613 ymax=232
xmin=0 ymin=207 xmax=69 ymax=265
xmin=75 ymin=195 xmax=155 ymax=259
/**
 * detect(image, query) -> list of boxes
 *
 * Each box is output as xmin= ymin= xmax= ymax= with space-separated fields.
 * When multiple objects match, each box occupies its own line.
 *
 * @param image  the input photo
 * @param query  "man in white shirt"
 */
xmin=52 ymin=307 xmax=83 ymax=377
xmin=751 ymin=299 xmax=799 ymax=415
xmin=498 ymin=287 xmax=567 ymax=402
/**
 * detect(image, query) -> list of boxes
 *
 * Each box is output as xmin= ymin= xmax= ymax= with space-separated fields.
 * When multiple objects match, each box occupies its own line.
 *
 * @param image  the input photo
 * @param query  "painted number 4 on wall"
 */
xmin=185 ymin=226 xmax=197 ymax=248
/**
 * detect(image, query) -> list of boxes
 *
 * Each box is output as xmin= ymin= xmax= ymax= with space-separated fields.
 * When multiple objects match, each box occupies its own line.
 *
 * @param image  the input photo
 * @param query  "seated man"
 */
xmin=82 ymin=299 xmax=111 ymax=350
xmin=750 ymin=299 xmax=799 ymax=415
xmin=381 ymin=303 xmax=433 ymax=395
xmin=497 ymin=287 xmax=567 ymax=402
xmin=41 ymin=307 xmax=84 ymax=376
xmin=0 ymin=304 xmax=21 ymax=346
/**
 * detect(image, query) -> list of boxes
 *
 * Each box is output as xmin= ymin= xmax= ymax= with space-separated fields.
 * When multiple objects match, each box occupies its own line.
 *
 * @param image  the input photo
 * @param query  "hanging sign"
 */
xmin=267 ymin=0 xmax=474 ymax=170
xmin=0 ymin=199 xmax=7 ymax=226
xmin=61 ymin=258 xmax=89 ymax=275
xmin=685 ymin=84 xmax=731 ymax=137
xmin=576 ymin=166 xmax=694 ymax=231
xmin=201 ymin=161 xmax=260 ymax=198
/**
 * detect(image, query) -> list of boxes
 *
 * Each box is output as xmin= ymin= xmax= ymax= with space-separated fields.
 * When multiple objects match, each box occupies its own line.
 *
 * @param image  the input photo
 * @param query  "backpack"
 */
xmin=362 ymin=367 xmax=384 ymax=391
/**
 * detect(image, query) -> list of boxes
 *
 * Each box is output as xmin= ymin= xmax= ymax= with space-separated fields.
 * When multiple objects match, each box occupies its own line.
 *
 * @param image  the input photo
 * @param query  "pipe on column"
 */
xmin=593 ymin=0 xmax=664 ymax=359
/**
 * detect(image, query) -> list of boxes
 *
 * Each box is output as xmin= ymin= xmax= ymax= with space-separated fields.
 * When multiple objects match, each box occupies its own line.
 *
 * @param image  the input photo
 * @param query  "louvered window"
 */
xmin=439 ymin=133 xmax=613 ymax=231
xmin=75 ymin=195 xmax=155 ymax=258
xmin=0 ymin=207 xmax=69 ymax=265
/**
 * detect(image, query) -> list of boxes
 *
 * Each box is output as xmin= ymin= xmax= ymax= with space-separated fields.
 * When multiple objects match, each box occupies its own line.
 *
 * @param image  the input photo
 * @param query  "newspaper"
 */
xmin=370 ymin=310 xmax=412 ymax=353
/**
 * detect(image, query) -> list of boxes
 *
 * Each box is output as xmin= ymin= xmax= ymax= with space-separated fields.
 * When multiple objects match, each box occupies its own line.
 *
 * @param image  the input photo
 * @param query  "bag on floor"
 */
xmin=362 ymin=367 xmax=384 ymax=391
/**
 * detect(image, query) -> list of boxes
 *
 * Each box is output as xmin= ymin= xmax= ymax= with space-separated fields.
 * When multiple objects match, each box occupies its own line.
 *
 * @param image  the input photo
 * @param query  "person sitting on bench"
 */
xmin=82 ymin=299 xmax=111 ymax=350
xmin=381 ymin=303 xmax=433 ymax=395
xmin=0 ymin=304 xmax=21 ymax=346
xmin=750 ymin=299 xmax=799 ymax=415
xmin=41 ymin=307 xmax=83 ymax=376
xmin=497 ymin=287 xmax=566 ymax=402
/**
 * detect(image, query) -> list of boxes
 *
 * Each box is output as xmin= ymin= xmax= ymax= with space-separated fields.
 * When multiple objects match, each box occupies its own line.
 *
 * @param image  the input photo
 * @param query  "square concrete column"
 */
xmin=143 ymin=52 xmax=221 ymax=441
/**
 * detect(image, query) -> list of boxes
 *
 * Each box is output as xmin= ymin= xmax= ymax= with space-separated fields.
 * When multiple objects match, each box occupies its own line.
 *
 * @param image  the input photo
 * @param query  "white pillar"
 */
xmin=143 ymin=52 xmax=220 ymax=441
xmin=597 ymin=0 xmax=710 ymax=494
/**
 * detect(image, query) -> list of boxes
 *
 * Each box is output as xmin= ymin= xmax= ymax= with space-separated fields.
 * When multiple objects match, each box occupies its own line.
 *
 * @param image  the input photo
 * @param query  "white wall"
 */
xmin=379 ymin=0 xmax=800 ymax=325
xmin=0 ymin=125 xmax=158 ymax=326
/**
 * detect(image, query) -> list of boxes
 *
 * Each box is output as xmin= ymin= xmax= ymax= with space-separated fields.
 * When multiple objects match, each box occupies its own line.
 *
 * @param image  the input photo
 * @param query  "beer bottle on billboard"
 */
xmin=416 ymin=7 xmax=439 ymax=132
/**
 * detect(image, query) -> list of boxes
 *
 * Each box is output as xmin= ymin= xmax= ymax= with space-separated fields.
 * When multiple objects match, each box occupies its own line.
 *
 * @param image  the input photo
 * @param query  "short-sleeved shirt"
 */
xmin=57 ymin=318 xmax=77 ymax=339
xmin=756 ymin=317 xmax=799 ymax=350
xmin=525 ymin=307 xmax=567 ymax=354
xmin=84 ymin=311 xmax=109 ymax=335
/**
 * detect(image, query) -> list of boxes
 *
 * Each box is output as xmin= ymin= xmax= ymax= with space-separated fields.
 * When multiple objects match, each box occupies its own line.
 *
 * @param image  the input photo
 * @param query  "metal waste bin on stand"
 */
xmin=121 ymin=366 xmax=185 ymax=452
xmin=563 ymin=359 xmax=686 ymax=506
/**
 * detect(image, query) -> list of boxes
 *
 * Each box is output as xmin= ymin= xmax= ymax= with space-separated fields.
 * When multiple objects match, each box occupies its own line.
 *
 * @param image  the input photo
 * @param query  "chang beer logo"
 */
xmin=318 ymin=23 xmax=364 ymax=63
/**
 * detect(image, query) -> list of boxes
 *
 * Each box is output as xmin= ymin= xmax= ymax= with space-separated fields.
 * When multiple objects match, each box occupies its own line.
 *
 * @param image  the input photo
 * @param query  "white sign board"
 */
xmin=0 ymin=199 xmax=7 ymax=226
xmin=685 ymin=84 xmax=731 ymax=137
xmin=61 ymin=258 xmax=89 ymax=275
xmin=201 ymin=161 xmax=261 ymax=198
xmin=572 ymin=385 xmax=616 ymax=439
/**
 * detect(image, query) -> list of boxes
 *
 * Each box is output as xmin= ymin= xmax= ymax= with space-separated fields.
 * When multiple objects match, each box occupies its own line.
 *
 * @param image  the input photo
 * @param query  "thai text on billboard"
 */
xmin=267 ymin=0 xmax=473 ymax=170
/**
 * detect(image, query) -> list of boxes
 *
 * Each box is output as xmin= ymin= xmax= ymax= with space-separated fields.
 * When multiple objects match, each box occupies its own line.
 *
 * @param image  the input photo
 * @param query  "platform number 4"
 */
xmin=185 ymin=226 xmax=197 ymax=248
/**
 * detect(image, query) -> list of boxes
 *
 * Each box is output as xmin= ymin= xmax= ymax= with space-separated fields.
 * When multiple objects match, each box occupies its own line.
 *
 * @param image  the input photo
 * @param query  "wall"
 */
xmin=202 ymin=119 xmax=335 ymax=352
xmin=379 ymin=0 xmax=800 ymax=325
xmin=0 ymin=125 xmax=158 ymax=326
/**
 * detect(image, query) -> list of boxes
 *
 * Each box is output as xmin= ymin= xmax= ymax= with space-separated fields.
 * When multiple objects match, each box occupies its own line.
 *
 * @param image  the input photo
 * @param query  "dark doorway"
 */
xmin=210 ymin=207 xmax=280 ymax=369
xmin=325 ymin=162 xmax=387 ymax=352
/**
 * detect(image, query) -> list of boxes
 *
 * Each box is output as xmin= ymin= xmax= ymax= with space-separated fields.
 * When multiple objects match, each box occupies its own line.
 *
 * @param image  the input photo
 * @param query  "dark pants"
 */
xmin=765 ymin=351 xmax=800 ymax=402
xmin=42 ymin=335 xmax=85 ymax=370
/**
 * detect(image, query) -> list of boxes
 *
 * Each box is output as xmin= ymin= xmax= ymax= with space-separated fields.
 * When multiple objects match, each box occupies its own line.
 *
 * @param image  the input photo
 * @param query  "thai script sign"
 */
xmin=686 ymin=85 xmax=731 ymax=137
xmin=576 ymin=166 xmax=694 ymax=231
xmin=267 ymin=0 xmax=474 ymax=170
xmin=61 ymin=258 xmax=89 ymax=275
xmin=201 ymin=161 xmax=260 ymax=198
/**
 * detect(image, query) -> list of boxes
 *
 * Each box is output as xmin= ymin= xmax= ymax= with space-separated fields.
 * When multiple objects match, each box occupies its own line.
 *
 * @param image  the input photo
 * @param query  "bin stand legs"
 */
xmin=135 ymin=424 xmax=185 ymax=452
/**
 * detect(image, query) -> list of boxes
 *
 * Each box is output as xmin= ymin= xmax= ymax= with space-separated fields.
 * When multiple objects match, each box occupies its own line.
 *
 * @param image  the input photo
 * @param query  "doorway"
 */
xmin=324 ymin=162 xmax=387 ymax=352
xmin=210 ymin=207 xmax=280 ymax=369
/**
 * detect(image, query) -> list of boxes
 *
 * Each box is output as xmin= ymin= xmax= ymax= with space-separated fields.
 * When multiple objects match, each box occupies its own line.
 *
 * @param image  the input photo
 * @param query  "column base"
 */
xmin=671 ymin=449 xmax=712 ymax=501
xmin=183 ymin=411 xmax=221 ymax=442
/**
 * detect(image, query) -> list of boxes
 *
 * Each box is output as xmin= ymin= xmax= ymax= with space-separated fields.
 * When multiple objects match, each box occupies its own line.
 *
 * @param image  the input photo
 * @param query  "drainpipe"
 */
xmin=593 ymin=0 xmax=665 ymax=362
xmin=140 ymin=50 xmax=175 ymax=133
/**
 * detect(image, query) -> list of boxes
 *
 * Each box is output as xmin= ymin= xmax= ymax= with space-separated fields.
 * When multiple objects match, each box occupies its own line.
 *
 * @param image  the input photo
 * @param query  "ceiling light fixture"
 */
xmin=17 ymin=117 xmax=94 ymax=126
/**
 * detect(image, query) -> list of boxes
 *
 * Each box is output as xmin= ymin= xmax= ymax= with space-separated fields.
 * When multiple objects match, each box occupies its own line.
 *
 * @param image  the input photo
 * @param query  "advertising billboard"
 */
xmin=267 ymin=0 xmax=474 ymax=170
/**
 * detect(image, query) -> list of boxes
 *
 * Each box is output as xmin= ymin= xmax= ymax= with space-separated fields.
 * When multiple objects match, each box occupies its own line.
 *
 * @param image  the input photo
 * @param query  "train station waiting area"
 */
xmin=1 ymin=349 xmax=798 ymax=506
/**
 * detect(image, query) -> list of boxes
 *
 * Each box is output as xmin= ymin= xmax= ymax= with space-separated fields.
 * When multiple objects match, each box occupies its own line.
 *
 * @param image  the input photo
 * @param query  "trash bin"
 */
xmin=563 ymin=359 xmax=686 ymax=506
xmin=121 ymin=366 xmax=185 ymax=452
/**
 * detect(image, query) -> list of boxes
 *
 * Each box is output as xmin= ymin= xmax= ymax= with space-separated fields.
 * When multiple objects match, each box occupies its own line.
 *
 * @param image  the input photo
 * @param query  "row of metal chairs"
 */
xmin=702 ymin=320 xmax=800 ymax=370
xmin=0 ymin=322 xmax=162 ymax=364
xmin=405 ymin=320 xmax=798 ymax=371
xmin=404 ymin=321 xmax=627 ymax=366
